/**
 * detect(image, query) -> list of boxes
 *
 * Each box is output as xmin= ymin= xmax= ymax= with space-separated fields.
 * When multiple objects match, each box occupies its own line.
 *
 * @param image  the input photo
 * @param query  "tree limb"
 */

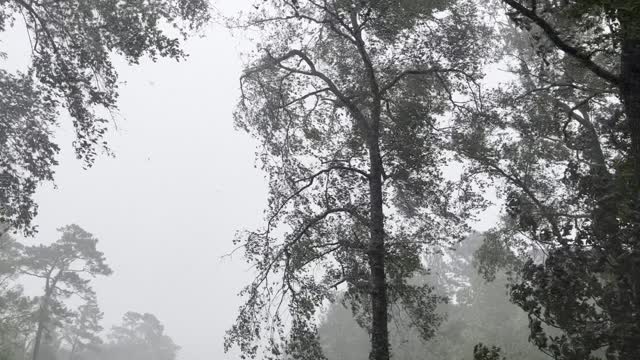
xmin=503 ymin=0 xmax=620 ymax=86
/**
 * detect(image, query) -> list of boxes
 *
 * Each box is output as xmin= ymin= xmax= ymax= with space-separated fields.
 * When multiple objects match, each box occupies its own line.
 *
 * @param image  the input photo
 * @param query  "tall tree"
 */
xmin=454 ymin=5 xmax=640 ymax=357
xmin=0 ymin=0 xmax=210 ymax=235
xmin=498 ymin=0 xmax=640 ymax=173
xmin=224 ymin=1 xmax=491 ymax=359
xmin=18 ymin=224 xmax=112 ymax=360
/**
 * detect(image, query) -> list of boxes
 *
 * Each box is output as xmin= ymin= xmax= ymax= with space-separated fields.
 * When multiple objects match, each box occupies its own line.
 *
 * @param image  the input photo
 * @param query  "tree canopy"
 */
xmin=1 ymin=1 xmax=639 ymax=360
xmin=453 ymin=1 xmax=640 ymax=358
xmin=0 ymin=0 xmax=210 ymax=235
xmin=225 ymin=1 xmax=493 ymax=359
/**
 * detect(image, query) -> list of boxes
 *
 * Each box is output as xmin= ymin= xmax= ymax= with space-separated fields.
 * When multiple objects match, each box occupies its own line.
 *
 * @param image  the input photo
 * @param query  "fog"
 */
xmin=0 ymin=2 xmax=503 ymax=356
xmin=0 ymin=1 xmax=508 ymax=358
xmin=7 ymin=1 xmax=266 ymax=358
xmin=2 ymin=1 xmax=637 ymax=360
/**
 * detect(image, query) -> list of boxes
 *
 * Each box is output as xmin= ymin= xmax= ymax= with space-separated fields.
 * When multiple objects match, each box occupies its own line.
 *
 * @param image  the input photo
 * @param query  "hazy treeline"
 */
xmin=0 ymin=226 xmax=179 ymax=360
xmin=317 ymin=234 xmax=547 ymax=360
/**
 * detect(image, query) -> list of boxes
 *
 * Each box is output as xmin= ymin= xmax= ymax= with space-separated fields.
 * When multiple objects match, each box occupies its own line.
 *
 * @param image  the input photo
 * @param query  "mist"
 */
xmin=1 ymin=1 xmax=638 ymax=360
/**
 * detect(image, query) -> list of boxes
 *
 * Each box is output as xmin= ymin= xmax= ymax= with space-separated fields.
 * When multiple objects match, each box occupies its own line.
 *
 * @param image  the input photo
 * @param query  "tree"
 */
xmin=0 ymin=0 xmax=210 ymax=235
xmin=18 ymin=224 xmax=112 ymax=360
xmin=224 ymin=1 xmax=492 ymax=359
xmin=0 ymin=286 xmax=36 ymax=360
xmin=498 ymin=0 xmax=640 ymax=173
xmin=61 ymin=299 xmax=104 ymax=360
xmin=104 ymin=312 xmax=180 ymax=360
xmin=453 ymin=5 xmax=640 ymax=357
xmin=473 ymin=344 xmax=506 ymax=360
xmin=0 ymin=233 xmax=37 ymax=360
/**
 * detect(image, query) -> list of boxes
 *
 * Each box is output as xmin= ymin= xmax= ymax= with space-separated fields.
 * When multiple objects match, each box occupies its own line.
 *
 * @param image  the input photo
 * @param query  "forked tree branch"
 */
xmin=243 ymin=49 xmax=371 ymax=133
xmin=503 ymin=0 xmax=620 ymax=86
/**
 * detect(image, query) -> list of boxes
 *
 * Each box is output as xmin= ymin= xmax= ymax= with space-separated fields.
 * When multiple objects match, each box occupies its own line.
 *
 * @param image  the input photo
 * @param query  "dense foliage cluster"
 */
xmin=224 ymin=1 xmax=493 ymax=359
xmin=0 ymin=0 xmax=210 ymax=235
xmin=453 ymin=1 xmax=640 ymax=359
xmin=228 ymin=1 xmax=640 ymax=360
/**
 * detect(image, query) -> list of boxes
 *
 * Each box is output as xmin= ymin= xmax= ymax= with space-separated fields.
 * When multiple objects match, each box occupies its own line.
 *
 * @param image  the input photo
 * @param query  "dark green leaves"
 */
xmin=0 ymin=70 xmax=59 ymax=236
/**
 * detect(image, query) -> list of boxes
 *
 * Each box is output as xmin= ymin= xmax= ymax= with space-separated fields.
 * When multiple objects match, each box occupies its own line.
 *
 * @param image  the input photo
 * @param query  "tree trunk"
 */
xmin=32 ymin=306 xmax=46 ymax=360
xmin=619 ymin=13 xmax=640 ymax=358
xmin=620 ymin=15 xmax=640 ymax=177
xmin=32 ymin=283 xmax=52 ymax=360
xmin=367 ymin=132 xmax=389 ymax=360
xmin=69 ymin=337 xmax=78 ymax=360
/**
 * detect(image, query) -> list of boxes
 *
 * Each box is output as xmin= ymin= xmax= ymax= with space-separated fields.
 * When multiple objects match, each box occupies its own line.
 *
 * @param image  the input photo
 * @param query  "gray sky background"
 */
xmin=2 ymin=1 xmax=501 ymax=359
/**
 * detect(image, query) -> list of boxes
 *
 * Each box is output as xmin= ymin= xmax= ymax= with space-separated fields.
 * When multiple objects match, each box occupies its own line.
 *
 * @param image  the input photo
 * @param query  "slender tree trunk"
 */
xmin=32 ymin=284 xmax=51 ymax=360
xmin=367 ymin=132 xmax=389 ymax=360
xmin=32 ymin=310 xmax=45 ymax=360
xmin=349 ymin=7 xmax=390 ymax=357
xmin=69 ymin=337 xmax=78 ymax=360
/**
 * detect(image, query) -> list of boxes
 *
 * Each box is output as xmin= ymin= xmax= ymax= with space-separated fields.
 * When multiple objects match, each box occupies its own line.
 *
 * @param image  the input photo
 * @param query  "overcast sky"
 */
xmin=3 ymin=1 xmax=500 ymax=359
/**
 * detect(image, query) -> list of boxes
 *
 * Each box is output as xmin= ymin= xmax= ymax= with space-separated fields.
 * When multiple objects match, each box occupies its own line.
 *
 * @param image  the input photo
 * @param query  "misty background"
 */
xmin=1 ymin=1 xmax=509 ymax=359
xmin=3 ymin=1 xmax=265 ymax=358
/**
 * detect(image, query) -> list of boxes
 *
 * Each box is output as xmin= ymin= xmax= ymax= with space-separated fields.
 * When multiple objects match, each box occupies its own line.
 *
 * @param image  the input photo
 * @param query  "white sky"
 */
xmin=2 ymin=1 xmax=501 ymax=359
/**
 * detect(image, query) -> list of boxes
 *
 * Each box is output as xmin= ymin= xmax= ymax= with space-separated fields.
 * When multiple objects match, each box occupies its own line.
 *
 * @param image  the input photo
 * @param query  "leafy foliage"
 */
xmin=0 ymin=70 xmax=58 ymax=237
xmin=225 ymin=1 xmax=493 ymax=359
xmin=455 ymin=2 xmax=640 ymax=358
xmin=0 ymin=0 xmax=210 ymax=234
xmin=473 ymin=344 xmax=506 ymax=360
